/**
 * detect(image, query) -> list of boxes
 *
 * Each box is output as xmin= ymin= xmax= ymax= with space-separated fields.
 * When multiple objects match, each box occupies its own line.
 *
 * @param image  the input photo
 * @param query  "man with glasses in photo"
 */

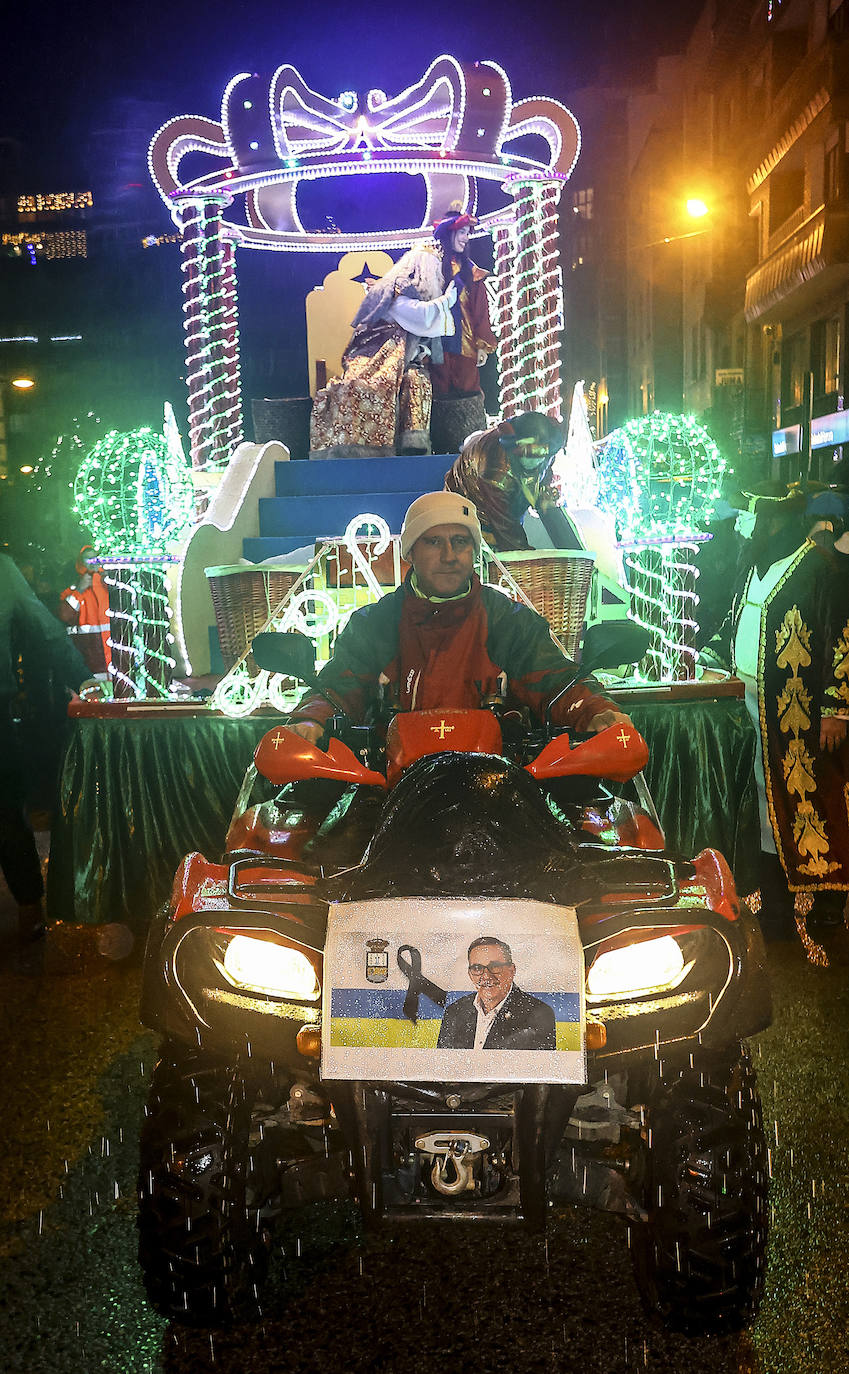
xmin=436 ymin=936 xmax=556 ymax=1051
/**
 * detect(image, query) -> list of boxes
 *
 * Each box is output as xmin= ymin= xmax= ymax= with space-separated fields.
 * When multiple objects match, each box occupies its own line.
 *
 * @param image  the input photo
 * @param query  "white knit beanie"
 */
xmin=400 ymin=491 xmax=482 ymax=559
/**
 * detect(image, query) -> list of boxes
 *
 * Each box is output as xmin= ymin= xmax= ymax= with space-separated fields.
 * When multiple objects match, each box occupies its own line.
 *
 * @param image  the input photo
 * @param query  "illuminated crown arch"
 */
xmin=149 ymin=56 xmax=579 ymax=250
xmin=149 ymin=56 xmax=581 ymax=469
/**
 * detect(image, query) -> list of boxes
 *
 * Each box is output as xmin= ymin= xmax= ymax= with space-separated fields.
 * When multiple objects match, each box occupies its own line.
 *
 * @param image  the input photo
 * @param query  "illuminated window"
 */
xmin=571 ymin=187 xmax=593 ymax=220
xmin=1 ymin=230 xmax=87 ymax=260
xmin=571 ymin=231 xmax=590 ymax=270
xmin=769 ymin=166 xmax=804 ymax=233
xmin=141 ymin=233 xmax=181 ymax=248
xmin=829 ymin=0 xmax=849 ymax=37
xmin=16 ymin=191 xmax=93 ymax=213
xmin=785 ymin=331 xmax=808 ymax=408
xmin=816 ymin=316 xmax=843 ymax=394
xmin=44 ymin=231 xmax=87 ymax=259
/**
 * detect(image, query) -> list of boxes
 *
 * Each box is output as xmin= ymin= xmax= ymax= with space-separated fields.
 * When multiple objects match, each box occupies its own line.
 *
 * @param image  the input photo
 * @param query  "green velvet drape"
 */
xmin=47 ymin=717 xmax=271 ymax=933
xmin=47 ymin=700 xmax=758 ymax=935
xmin=629 ymin=698 xmax=758 ymax=893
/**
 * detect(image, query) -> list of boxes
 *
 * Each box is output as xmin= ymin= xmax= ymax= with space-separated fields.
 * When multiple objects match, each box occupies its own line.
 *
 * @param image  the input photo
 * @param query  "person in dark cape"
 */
xmin=704 ymin=486 xmax=849 ymax=964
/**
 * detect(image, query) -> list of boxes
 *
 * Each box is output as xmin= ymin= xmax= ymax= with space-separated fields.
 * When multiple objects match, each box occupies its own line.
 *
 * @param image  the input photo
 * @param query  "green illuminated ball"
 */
xmin=73 ymin=428 xmax=194 ymax=555
xmin=596 ymin=412 xmax=725 ymax=540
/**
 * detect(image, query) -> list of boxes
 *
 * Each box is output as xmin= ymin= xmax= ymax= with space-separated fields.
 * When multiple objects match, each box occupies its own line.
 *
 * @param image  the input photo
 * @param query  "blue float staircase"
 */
xmin=242 ymin=453 xmax=455 ymax=561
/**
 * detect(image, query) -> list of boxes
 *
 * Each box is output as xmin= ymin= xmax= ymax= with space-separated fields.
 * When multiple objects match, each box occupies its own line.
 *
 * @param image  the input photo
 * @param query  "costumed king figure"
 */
xmin=445 ymin=411 xmax=585 ymax=553
xmin=309 ymin=244 xmax=456 ymax=459
xmin=429 ymin=208 xmax=497 ymax=439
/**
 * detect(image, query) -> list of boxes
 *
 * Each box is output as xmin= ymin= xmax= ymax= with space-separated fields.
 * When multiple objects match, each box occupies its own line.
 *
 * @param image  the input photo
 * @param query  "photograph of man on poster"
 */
xmin=436 ymin=937 xmax=556 ymax=1050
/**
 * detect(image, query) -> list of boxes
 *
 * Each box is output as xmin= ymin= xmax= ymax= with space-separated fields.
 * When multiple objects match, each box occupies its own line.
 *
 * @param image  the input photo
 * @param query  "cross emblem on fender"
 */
xmin=431 ymin=719 xmax=455 ymax=740
xmin=617 ymin=728 xmax=631 ymax=748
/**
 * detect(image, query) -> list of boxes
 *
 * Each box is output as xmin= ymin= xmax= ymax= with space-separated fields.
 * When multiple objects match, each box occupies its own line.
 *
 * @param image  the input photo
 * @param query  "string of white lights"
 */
xmin=179 ymin=203 xmax=211 ymax=470
xmin=492 ymin=223 xmax=520 ymax=417
xmin=219 ymin=239 xmax=243 ymax=459
xmin=537 ymin=183 xmax=563 ymax=417
xmin=623 ymin=542 xmax=701 ymax=682
xmin=177 ymin=195 xmax=241 ymax=472
xmin=102 ymin=566 xmax=176 ymax=699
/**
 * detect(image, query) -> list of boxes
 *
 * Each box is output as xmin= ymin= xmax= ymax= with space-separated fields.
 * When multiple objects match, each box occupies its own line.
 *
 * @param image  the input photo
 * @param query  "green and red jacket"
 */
xmin=288 ymin=573 xmax=615 ymax=731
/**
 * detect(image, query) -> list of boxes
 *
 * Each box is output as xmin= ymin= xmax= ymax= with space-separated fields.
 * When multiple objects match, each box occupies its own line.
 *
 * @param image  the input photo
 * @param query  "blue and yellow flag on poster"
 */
xmin=322 ymin=896 xmax=586 ymax=1085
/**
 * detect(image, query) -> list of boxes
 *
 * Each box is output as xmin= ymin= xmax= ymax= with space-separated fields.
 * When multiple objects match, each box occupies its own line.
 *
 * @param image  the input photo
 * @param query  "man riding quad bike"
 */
xmin=138 ymin=492 xmax=771 ymax=1333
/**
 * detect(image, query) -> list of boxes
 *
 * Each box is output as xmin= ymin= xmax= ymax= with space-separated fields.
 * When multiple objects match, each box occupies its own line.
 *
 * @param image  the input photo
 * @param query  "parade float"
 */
xmin=51 ymin=54 xmax=757 ymax=940
xmin=142 ymin=54 xmax=605 ymax=707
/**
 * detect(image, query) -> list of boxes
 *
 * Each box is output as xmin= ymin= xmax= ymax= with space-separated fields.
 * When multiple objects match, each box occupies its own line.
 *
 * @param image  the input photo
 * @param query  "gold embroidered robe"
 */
xmin=733 ymin=541 xmax=849 ymax=890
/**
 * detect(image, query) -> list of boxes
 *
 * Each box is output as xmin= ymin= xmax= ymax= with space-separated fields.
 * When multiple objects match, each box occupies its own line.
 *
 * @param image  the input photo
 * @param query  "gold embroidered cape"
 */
xmin=735 ymin=542 xmax=849 ymax=890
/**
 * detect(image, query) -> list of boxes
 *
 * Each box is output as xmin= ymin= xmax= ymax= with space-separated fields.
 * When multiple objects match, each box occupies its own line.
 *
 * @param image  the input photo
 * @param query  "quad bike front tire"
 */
xmin=630 ymin=1044 xmax=769 ymax=1334
xmin=138 ymin=1044 xmax=271 ymax=1326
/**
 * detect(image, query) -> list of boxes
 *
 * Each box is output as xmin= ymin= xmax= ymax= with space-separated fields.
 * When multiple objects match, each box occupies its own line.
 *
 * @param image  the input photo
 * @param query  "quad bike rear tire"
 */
xmin=137 ymin=1044 xmax=270 ymax=1326
xmin=630 ymin=1044 xmax=768 ymax=1333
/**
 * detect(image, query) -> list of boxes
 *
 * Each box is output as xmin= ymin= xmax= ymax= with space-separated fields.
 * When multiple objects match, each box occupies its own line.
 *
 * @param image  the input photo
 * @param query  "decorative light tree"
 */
xmin=595 ymin=412 xmax=725 ymax=681
xmin=73 ymin=428 xmax=195 ymax=698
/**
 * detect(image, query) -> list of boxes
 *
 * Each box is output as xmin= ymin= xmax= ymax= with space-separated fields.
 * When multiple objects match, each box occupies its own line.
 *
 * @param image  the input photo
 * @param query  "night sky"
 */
xmin=2 ymin=0 xmax=704 ymax=187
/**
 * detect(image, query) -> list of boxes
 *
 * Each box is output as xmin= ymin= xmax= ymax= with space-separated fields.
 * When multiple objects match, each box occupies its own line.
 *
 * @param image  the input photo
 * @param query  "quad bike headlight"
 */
xmin=221 ymin=934 xmax=320 ymax=1001
xmin=586 ymin=935 xmax=688 ymax=1000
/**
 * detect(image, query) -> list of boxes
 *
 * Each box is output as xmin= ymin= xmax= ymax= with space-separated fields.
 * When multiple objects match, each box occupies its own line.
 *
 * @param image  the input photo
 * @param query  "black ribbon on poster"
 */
xmin=396 ymin=945 xmax=448 ymax=1023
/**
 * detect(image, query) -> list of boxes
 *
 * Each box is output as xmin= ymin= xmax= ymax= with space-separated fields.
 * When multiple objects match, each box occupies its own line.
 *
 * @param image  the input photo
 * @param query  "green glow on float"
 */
xmin=72 ymin=428 xmax=195 ymax=698
xmin=73 ymin=427 xmax=195 ymax=556
xmin=594 ymin=413 xmax=725 ymax=684
xmin=595 ymin=411 xmax=725 ymax=542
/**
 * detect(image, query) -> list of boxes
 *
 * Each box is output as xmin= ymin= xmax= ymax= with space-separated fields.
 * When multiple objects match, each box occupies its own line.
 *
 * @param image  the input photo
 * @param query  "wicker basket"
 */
xmin=487 ymin=549 xmax=595 ymax=658
xmin=206 ymin=564 xmax=304 ymax=668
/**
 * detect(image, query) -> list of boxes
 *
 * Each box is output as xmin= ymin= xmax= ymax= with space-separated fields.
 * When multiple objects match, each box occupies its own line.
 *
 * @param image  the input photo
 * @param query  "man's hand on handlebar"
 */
xmin=287 ymin=720 xmax=325 ymax=745
xmin=587 ymin=710 xmax=635 ymax=734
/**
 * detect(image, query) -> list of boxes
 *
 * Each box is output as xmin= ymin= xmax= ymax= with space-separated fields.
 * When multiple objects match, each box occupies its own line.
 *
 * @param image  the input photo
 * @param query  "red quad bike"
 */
xmin=138 ymin=621 xmax=771 ymax=1333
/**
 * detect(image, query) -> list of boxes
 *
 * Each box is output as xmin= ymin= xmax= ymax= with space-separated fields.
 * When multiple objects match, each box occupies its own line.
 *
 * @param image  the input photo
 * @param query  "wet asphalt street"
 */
xmin=1 ymin=863 xmax=849 ymax=1374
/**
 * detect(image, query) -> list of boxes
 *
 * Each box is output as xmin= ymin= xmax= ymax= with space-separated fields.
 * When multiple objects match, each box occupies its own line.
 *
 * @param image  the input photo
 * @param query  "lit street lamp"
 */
xmin=0 ymin=374 xmax=37 ymax=480
xmin=644 ymin=198 xmax=712 ymax=248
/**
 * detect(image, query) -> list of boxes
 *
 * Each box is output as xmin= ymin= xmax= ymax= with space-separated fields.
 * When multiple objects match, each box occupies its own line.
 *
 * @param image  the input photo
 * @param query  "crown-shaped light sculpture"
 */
xmin=149 ymin=55 xmax=580 ymax=251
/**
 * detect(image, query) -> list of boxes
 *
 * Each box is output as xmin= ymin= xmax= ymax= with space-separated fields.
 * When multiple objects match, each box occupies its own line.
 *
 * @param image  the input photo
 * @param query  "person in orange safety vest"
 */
xmin=58 ymin=546 xmax=111 ymax=678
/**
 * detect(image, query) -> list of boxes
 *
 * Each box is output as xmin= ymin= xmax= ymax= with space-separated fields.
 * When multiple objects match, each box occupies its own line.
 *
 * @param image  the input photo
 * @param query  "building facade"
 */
xmin=742 ymin=0 xmax=849 ymax=483
xmin=562 ymin=0 xmax=849 ymax=488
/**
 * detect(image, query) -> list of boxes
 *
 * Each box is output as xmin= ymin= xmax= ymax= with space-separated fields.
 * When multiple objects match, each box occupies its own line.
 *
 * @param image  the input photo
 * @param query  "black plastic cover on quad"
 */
xmin=328 ymin=751 xmax=681 ymax=904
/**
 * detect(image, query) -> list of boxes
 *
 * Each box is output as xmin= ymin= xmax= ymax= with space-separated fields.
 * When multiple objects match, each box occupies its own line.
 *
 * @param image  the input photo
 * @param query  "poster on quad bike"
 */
xmin=323 ymin=897 xmax=586 ymax=1084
